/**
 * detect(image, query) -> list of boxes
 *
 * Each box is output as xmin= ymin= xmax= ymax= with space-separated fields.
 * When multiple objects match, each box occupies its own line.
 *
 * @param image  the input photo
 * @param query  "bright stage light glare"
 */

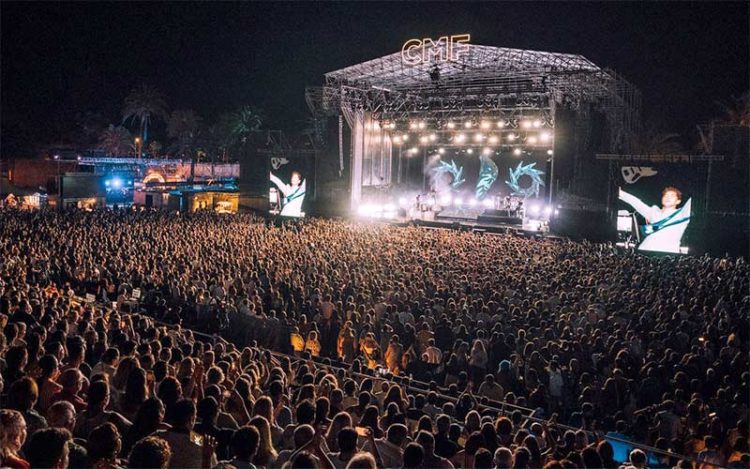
xmin=418 ymin=121 xmax=426 ymax=130
xmin=533 ymin=120 xmax=542 ymax=128
xmin=530 ymin=205 xmax=540 ymax=214
xmin=466 ymin=149 xmax=474 ymax=154
xmin=383 ymin=203 xmax=396 ymax=212
xmin=440 ymin=195 xmax=452 ymax=205
xmin=488 ymin=135 xmax=499 ymax=144
xmin=389 ymin=123 xmax=396 ymax=129
xmin=455 ymin=134 xmax=466 ymax=143
xmin=497 ymin=121 xmax=506 ymax=128
xmin=513 ymin=148 xmax=522 ymax=156
xmin=544 ymin=206 xmax=553 ymax=215
xmin=547 ymin=149 xmax=553 ymax=155
xmin=399 ymin=197 xmax=408 ymax=206
xmin=393 ymin=136 xmax=402 ymax=144
xmin=480 ymin=121 xmax=491 ymax=129
xmin=468 ymin=198 xmax=478 ymax=207
xmin=438 ymin=148 xmax=445 ymax=154
xmin=482 ymin=198 xmax=494 ymax=208
xmin=540 ymin=132 xmax=551 ymax=142
xmin=528 ymin=136 xmax=538 ymax=144
xmin=409 ymin=122 xmax=418 ymax=130
xmin=521 ymin=120 xmax=532 ymax=129
xmin=419 ymin=136 xmax=429 ymax=144
xmin=402 ymin=134 xmax=409 ymax=141
xmin=447 ymin=122 xmax=456 ymax=129
xmin=111 ymin=178 xmax=123 ymax=189
xmin=482 ymin=147 xmax=492 ymax=155
xmin=554 ymin=209 xmax=559 ymax=216
xmin=374 ymin=122 xmax=381 ymax=130
xmin=464 ymin=121 xmax=472 ymax=128
xmin=429 ymin=133 xmax=437 ymax=141
xmin=507 ymin=134 xmax=516 ymax=141
xmin=454 ymin=197 xmax=463 ymax=206
xmin=409 ymin=147 xmax=419 ymax=154
xmin=473 ymin=133 xmax=484 ymax=142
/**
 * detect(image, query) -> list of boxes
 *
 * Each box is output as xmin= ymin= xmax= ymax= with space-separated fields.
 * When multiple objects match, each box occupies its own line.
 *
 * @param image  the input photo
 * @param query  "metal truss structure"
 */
xmin=307 ymin=43 xmax=641 ymax=151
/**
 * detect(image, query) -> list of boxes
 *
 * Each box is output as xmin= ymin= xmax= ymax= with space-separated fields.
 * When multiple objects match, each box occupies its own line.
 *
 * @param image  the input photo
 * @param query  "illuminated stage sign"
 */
xmin=401 ymin=34 xmax=471 ymax=66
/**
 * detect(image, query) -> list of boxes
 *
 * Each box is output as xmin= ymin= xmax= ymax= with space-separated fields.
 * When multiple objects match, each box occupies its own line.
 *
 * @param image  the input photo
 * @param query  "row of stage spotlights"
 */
xmin=392 ymin=131 xmax=552 ymax=146
xmin=374 ymin=118 xmax=549 ymax=131
xmin=402 ymin=147 xmax=554 ymax=156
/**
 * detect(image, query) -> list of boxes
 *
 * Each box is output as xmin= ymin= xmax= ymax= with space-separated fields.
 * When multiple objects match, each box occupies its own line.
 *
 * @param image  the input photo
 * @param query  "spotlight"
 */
xmin=480 ymin=121 xmax=491 ymax=130
xmin=389 ymin=122 xmax=397 ymax=129
xmin=507 ymin=134 xmax=516 ymax=141
xmin=111 ymin=178 xmax=123 ymax=189
xmin=429 ymin=133 xmax=437 ymax=142
xmin=473 ymin=133 xmax=484 ymax=142
xmin=540 ymin=132 xmax=551 ymax=142
xmin=464 ymin=121 xmax=472 ymax=128
xmin=482 ymin=147 xmax=492 ymax=155
xmin=513 ymin=148 xmax=522 ymax=156
xmin=528 ymin=136 xmax=538 ymax=144
xmin=482 ymin=198 xmax=494 ymax=208
xmin=393 ymin=136 xmax=402 ymax=144
xmin=533 ymin=120 xmax=542 ymax=128
xmin=402 ymin=134 xmax=409 ymax=141
xmin=447 ymin=122 xmax=456 ymax=129
xmin=399 ymin=197 xmax=408 ymax=206
xmin=419 ymin=135 xmax=429 ymax=144
xmin=409 ymin=147 xmax=419 ymax=154
xmin=454 ymin=197 xmax=463 ymax=206
xmin=496 ymin=121 xmax=506 ymax=128
xmin=418 ymin=121 xmax=426 ymax=130
xmin=468 ymin=198 xmax=478 ymax=207
xmin=440 ymin=195 xmax=452 ymax=205
xmin=521 ymin=120 xmax=532 ymax=129
xmin=409 ymin=122 xmax=418 ymax=130
xmin=554 ymin=209 xmax=559 ymax=216
xmin=438 ymin=148 xmax=445 ymax=154
xmin=455 ymin=133 xmax=466 ymax=143
xmin=547 ymin=149 xmax=553 ymax=155
xmin=488 ymin=135 xmax=499 ymax=144
xmin=383 ymin=203 xmax=396 ymax=212
xmin=544 ymin=206 xmax=553 ymax=215
xmin=467 ymin=148 xmax=474 ymax=154
xmin=530 ymin=205 xmax=540 ymax=214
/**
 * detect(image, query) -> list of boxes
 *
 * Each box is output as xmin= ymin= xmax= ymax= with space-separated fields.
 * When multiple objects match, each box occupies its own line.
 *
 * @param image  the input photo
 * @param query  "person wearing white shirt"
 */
xmin=270 ymin=171 xmax=306 ymax=217
xmin=619 ymin=186 xmax=691 ymax=253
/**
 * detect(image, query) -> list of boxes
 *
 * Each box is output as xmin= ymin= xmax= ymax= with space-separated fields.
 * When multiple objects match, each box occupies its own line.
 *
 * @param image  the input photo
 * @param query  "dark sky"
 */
xmin=1 ymin=1 xmax=748 ymax=153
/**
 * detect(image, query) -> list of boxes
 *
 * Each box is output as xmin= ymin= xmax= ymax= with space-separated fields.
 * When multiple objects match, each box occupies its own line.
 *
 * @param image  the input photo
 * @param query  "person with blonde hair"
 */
xmin=248 ymin=415 xmax=278 ymax=468
xmin=0 ymin=409 xmax=29 ymax=469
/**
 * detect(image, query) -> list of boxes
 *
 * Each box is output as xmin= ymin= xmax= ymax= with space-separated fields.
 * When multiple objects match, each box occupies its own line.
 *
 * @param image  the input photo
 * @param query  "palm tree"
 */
xmin=228 ymin=106 xmax=263 ymax=144
xmin=147 ymin=141 xmax=162 ymax=158
xmin=97 ymin=125 xmax=134 ymax=156
xmin=716 ymin=92 xmax=750 ymax=127
xmin=167 ymin=109 xmax=202 ymax=157
xmin=209 ymin=113 xmax=236 ymax=163
xmin=122 ymin=85 xmax=168 ymax=157
xmin=629 ymin=122 xmax=683 ymax=155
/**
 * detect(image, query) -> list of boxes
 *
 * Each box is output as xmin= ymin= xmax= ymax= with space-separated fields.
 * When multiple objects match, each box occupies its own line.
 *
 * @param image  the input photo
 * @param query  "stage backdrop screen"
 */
xmin=426 ymin=149 xmax=550 ymax=206
xmin=269 ymin=156 xmax=313 ymax=218
xmin=615 ymin=162 xmax=703 ymax=254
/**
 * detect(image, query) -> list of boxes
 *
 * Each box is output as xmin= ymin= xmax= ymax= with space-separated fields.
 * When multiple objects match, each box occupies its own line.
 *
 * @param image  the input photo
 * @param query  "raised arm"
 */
xmin=270 ymin=173 xmax=291 ymax=196
xmin=618 ymin=188 xmax=656 ymax=222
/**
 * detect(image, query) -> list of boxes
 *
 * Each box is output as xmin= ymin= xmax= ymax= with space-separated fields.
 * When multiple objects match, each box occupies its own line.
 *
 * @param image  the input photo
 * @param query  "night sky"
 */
xmin=1 ymin=2 xmax=748 ymax=154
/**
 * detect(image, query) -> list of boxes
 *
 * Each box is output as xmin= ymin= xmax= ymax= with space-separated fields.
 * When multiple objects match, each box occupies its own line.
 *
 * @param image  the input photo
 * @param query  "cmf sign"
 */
xmin=401 ymin=34 xmax=471 ymax=66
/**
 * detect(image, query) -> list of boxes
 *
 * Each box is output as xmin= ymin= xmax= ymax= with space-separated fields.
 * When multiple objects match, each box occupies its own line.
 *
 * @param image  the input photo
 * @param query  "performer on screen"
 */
xmin=618 ymin=186 xmax=691 ymax=253
xmin=270 ymin=170 xmax=306 ymax=217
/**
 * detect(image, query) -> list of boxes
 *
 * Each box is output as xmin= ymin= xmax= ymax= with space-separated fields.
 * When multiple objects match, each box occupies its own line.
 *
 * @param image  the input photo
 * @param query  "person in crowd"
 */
xmin=0 ymin=210 xmax=746 ymax=469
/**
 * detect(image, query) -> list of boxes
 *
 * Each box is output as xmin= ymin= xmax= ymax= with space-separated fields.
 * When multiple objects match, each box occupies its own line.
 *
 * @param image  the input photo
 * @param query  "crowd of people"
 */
xmin=0 ymin=208 xmax=747 ymax=469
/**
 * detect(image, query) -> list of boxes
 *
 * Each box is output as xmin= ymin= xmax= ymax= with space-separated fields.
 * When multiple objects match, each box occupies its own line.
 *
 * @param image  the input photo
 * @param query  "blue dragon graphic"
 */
xmin=506 ymin=161 xmax=545 ymax=198
xmin=432 ymin=160 xmax=466 ymax=191
xmin=475 ymin=154 xmax=499 ymax=200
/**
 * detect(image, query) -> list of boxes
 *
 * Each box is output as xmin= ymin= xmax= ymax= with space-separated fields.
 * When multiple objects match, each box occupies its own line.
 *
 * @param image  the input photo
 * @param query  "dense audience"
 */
xmin=0 ymin=208 xmax=747 ymax=468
